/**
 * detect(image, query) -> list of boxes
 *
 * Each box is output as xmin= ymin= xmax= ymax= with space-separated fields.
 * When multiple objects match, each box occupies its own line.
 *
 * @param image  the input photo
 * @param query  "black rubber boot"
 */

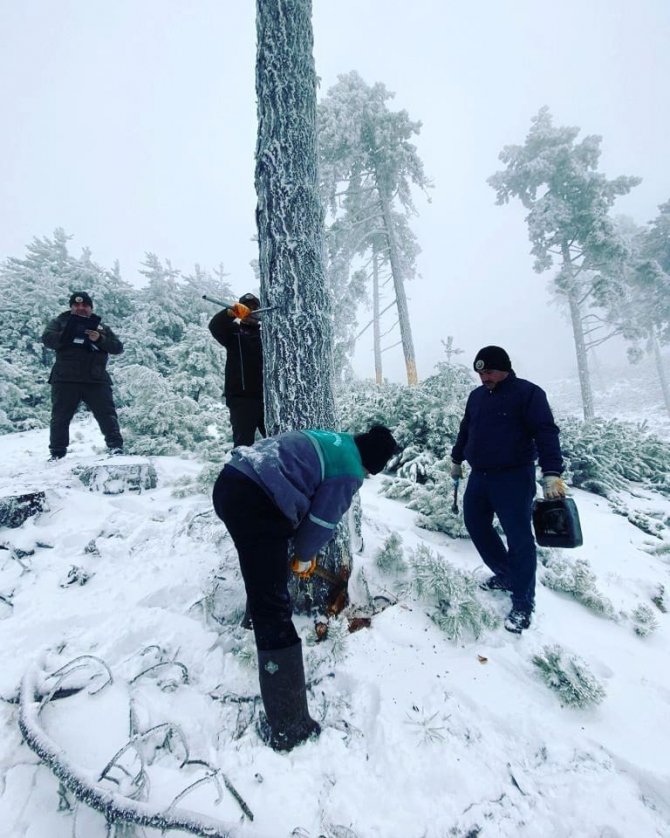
xmin=257 ymin=641 xmax=321 ymax=752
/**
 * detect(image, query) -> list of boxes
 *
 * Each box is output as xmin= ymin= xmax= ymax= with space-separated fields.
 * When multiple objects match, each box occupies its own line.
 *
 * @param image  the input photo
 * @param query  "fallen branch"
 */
xmin=19 ymin=666 xmax=249 ymax=838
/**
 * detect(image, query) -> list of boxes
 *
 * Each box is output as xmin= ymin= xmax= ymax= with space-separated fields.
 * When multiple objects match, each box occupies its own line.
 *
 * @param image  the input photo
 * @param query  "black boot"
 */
xmin=257 ymin=641 xmax=321 ymax=752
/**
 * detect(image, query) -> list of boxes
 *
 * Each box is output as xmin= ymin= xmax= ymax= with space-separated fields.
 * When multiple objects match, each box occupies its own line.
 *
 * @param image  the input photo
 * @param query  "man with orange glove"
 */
xmin=451 ymin=346 xmax=565 ymax=633
xmin=208 ymin=292 xmax=265 ymax=447
xmin=212 ymin=424 xmax=397 ymax=751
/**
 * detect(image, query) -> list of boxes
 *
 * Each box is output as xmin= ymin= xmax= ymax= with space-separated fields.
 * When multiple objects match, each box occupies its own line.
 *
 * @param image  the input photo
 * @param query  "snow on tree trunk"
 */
xmin=562 ymin=243 xmax=595 ymax=420
xmin=378 ymin=183 xmax=418 ymax=385
xmin=652 ymin=330 xmax=670 ymax=418
xmin=372 ymin=246 xmax=383 ymax=384
xmin=255 ymin=0 xmax=349 ymax=617
xmin=255 ymin=0 xmax=335 ymax=434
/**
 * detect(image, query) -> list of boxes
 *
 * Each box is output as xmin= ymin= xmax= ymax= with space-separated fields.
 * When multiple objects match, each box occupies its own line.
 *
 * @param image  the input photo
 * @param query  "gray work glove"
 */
xmin=450 ymin=461 xmax=464 ymax=480
xmin=542 ymin=474 xmax=567 ymax=499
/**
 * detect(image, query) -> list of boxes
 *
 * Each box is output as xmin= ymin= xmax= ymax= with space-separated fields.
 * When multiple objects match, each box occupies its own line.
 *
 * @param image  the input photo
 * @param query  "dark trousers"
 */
xmin=212 ymin=465 xmax=298 ymax=651
xmin=50 ymin=382 xmax=123 ymax=454
xmin=463 ymin=466 xmax=537 ymax=611
xmin=226 ymin=396 xmax=266 ymax=448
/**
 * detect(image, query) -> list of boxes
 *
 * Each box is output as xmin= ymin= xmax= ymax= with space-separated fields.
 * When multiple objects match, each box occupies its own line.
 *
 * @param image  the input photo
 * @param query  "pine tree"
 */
xmin=255 ymin=0 xmax=335 ymax=433
xmin=488 ymin=108 xmax=640 ymax=419
xmin=318 ymin=71 xmax=430 ymax=385
xmin=255 ymin=0 xmax=342 ymax=614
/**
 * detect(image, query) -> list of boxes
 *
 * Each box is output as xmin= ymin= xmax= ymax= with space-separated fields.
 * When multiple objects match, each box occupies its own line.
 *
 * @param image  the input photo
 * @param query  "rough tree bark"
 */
xmin=378 ymin=182 xmax=418 ymax=385
xmin=372 ymin=246 xmax=382 ymax=384
xmin=255 ymin=0 xmax=349 ymax=615
xmin=255 ymin=0 xmax=335 ymax=434
xmin=562 ymin=242 xmax=595 ymax=420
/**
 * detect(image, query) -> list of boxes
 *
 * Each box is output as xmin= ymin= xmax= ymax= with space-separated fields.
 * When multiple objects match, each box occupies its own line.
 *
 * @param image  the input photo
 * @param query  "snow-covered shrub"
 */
xmin=375 ymin=533 xmax=407 ymax=576
xmin=532 ymin=644 xmax=606 ymax=707
xmin=335 ymin=357 xmax=474 ymax=462
xmin=381 ymin=464 xmax=470 ymax=539
xmin=410 ymin=544 xmax=499 ymax=640
xmin=651 ymin=584 xmax=667 ymax=613
xmin=115 ymin=365 xmax=225 ymax=456
xmin=541 ymin=557 xmax=616 ymax=619
xmin=560 ymin=416 xmax=670 ymax=497
xmin=374 ymin=533 xmax=407 ymax=575
xmin=630 ymin=603 xmax=659 ymax=637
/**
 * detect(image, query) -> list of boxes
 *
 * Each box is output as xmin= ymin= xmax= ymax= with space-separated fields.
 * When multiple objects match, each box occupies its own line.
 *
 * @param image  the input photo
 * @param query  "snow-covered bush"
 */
xmin=560 ymin=416 xmax=670 ymax=497
xmin=410 ymin=544 xmax=499 ymax=640
xmin=532 ymin=644 xmax=606 ymax=707
xmin=115 ymin=365 xmax=226 ymax=456
xmin=335 ymin=357 xmax=474 ymax=462
xmin=541 ymin=557 xmax=616 ymax=619
xmin=381 ymin=464 xmax=469 ymax=539
xmin=374 ymin=533 xmax=407 ymax=575
xmin=630 ymin=603 xmax=659 ymax=637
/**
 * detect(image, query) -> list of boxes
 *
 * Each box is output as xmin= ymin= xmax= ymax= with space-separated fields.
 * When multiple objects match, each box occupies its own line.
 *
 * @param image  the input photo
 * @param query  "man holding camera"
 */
xmin=42 ymin=292 xmax=124 ymax=460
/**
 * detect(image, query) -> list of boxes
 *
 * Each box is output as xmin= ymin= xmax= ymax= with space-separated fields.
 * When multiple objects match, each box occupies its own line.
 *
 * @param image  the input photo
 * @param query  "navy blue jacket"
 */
xmin=451 ymin=372 xmax=563 ymax=474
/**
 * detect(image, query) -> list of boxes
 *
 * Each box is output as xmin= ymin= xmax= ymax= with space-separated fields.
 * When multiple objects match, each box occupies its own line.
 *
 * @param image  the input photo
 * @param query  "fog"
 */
xmin=1 ymin=0 xmax=668 ymax=383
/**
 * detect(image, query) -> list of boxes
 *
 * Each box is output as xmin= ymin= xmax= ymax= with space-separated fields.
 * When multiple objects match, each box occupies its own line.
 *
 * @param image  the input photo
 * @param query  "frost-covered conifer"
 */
xmin=410 ymin=544 xmax=499 ymax=640
xmin=541 ymin=557 xmax=616 ymax=618
xmin=374 ymin=533 xmax=407 ymax=575
xmin=532 ymin=644 xmax=606 ymax=707
xmin=489 ymin=108 xmax=640 ymax=419
xmin=630 ymin=603 xmax=659 ymax=637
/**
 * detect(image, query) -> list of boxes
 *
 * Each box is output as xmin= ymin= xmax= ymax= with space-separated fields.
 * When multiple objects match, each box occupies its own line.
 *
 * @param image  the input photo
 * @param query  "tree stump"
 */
xmin=75 ymin=463 xmax=157 ymax=495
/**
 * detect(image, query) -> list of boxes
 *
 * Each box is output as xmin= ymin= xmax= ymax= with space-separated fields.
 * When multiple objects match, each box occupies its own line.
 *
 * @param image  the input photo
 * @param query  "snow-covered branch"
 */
xmin=19 ymin=665 xmax=252 ymax=838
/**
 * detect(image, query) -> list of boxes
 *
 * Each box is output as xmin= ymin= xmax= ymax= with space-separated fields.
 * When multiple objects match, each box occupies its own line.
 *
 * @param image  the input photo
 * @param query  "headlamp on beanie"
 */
xmin=473 ymin=345 xmax=511 ymax=372
xmin=69 ymin=292 xmax=93 ymax=308
xmin=354 ymin=425 xmax=398 ymax=475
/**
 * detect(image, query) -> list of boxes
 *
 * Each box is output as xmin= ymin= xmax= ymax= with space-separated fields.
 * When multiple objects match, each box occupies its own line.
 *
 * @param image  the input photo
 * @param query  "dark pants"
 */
xmin=463 ymin=466 xmax=537 ymax=611
xmin=50 ymin=382 xmax=123 ymax=455
xmin=226 ymin=396 xmax=266 ymax=447
xmin=212 ymin=465 xmax=298 ymax=651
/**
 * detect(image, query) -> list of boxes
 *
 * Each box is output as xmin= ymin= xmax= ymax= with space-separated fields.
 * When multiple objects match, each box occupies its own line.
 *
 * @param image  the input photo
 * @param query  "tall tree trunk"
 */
xmin=255 ymin=0 xmax=346 ymax=616
xmin=377 ymin=182 xmax=418 ymax=385
xmin=651 ymin=329 xmax=670 ymax=418
xmin=561 ymin=243 xmax=595 ymax=420
xmin=255 ymin=0 xmax=335 ymax=435
xmin=372 ymin=245 xmax=382 ymax=384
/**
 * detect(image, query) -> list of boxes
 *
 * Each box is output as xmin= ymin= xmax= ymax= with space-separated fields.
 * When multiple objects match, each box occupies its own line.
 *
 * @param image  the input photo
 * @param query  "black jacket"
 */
xmin=451 ymin=371 xmax=563 ymax=474
xmin=42 ymin=311 xmax=123 ymax=385
xmin=208 ymin=310 xmax=263 ymax=399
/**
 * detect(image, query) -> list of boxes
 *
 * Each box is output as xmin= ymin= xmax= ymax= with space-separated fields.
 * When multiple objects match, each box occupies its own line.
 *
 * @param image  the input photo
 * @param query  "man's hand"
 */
xmin=227 ymin=302 xmax=252 ymax=320
xmin=84 ymin=330 xmax=100 ymax=342
xmin=450 ymin=461 xmax=464 ymax=480
xmin=542 ymin=475 xmax=567 ymax=499
xmin=290 ymin=555 xmax=317 ymax=579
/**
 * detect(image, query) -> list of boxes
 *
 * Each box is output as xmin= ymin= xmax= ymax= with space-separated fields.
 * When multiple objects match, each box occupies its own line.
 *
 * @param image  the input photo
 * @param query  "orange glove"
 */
xmin=291 ymin=556 xmax=317 ymax=579
xmin=227 ymin=302 xmax=252 ymax=320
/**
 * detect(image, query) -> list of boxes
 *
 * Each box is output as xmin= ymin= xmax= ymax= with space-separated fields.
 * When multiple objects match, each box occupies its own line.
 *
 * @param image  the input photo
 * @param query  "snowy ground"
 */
xmin=0 ymin=419 xmax=669 ymax=838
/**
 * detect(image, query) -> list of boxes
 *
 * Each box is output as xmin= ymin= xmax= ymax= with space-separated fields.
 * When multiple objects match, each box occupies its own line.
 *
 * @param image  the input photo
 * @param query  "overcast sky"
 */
xmin=1 ymin=0 xmax=669 ymax=383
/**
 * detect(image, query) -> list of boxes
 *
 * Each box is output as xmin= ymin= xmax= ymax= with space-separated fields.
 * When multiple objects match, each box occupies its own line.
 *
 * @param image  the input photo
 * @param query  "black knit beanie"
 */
xmin=69 ymin=291 xmax=93 ymax=307
xmin=238 ymin=292 xmax=260 ymax=309
xmin=473 ymin=345 xmax=511 ymax=372
xmin=354 ymin=425 xmax=398 ymax=475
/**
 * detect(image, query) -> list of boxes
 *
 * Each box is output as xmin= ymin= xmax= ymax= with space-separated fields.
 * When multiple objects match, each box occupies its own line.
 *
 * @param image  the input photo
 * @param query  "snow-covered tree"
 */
xmin=318 ymin=71 xmax=430 ymax=385
xmin=488 ymin=108 xmax=641 ymax=419
xmin=255 ymin=0 xmax=335 ymax=433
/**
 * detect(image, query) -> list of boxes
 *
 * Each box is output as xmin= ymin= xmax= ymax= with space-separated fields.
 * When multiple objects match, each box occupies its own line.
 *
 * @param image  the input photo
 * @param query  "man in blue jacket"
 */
xmin=451 ymin=346 xmax=565 ymax=633
xmin=212 ymin=424 xmax=397 ymax=751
